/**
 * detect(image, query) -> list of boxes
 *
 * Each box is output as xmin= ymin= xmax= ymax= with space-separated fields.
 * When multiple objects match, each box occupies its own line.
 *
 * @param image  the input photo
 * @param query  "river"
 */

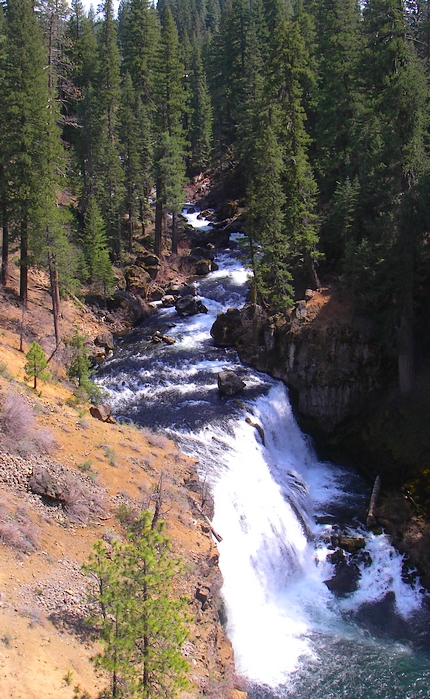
xmin=96 ymin=207 xmax=430 ymax=698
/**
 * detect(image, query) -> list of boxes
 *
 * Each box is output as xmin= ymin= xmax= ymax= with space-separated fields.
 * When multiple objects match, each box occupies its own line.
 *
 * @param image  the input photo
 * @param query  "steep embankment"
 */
xmin=0 ymin=267 xmax=245 ymax=699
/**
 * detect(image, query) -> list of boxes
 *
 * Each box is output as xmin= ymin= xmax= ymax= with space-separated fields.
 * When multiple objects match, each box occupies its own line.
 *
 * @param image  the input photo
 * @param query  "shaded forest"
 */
xmin=1 ymin=0 xmax=430 ymax=393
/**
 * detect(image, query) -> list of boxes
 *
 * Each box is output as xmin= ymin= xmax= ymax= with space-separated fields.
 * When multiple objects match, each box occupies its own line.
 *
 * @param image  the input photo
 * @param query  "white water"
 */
xmin=99 ymin=207 xmax=430 ymax=697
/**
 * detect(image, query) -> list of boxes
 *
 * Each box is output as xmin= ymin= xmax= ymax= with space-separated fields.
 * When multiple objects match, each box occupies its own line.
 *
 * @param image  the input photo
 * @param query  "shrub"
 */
xmin=0 ymin=361 xmax=12 ymax=379
xmin=0 ymin=515 xmax=40 ymax=553
xmin=60 ymin=474 xmax=106 ymax=524
xmin=0 ymin=392 xmax=34 ymax=440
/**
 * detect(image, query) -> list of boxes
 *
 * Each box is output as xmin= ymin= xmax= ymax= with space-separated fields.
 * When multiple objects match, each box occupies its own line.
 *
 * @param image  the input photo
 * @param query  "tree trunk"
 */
xmin=171 ymin=210 xmax=178 ymax=254
xmin=154 ymin=176 xmax=163 ymax=257
xmin=20 ymin=217 xmax=29 ymax=307
xmin=304 ymin=249 xmax=320 ymax=289
xmin=1 ymin=203 xmax=9 ymax=287
xmin=47 ymin=251 xmax=60 ymax=348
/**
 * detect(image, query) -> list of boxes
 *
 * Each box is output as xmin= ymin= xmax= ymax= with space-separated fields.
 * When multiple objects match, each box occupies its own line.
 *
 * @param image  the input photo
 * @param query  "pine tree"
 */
xmin=356 ymin=0 xmax=429 ymax=391
xmin=268 ymin=15 xmax=320 ymax=290
xmin=2 ymin=0 xmax=55 ymax=306
xmin=119 ymin=72 xmax=142 ymax=252
xmin=154 ymin=7 xmax=187 ymax=256
xmin=83 ymin=512 xmax=189 ymax=699
xmin=311 ymin=0 xmax=363 ymax=207
xmin=83 ymin=539 xmax=135 ymax=698
xmin=96 ymin=0 xmax=125 ymax=258
xmin=24 ymin=342 xmax=49 ymax=390
xmin=126 ymin=513 xmax=189 ymax=698
xmin=83 ymin=198 xmax=116 ymax=300
xmin=188 ymin=43 xmax=213 ymax=173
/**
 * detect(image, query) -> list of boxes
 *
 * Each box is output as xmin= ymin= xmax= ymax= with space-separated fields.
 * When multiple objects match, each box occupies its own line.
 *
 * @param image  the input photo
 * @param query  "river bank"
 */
xmin=0 ymin=257 xmax=243 ymax=698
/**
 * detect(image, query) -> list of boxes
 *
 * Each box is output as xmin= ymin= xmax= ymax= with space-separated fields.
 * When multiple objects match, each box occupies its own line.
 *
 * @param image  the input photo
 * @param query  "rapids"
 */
xmin=96 ymin=207 xmax=430 ymax=698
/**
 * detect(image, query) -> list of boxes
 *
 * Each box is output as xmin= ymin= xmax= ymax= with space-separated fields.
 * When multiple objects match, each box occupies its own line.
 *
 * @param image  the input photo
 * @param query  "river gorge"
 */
xmin=96 ymin=208 xmax=430 ymax=698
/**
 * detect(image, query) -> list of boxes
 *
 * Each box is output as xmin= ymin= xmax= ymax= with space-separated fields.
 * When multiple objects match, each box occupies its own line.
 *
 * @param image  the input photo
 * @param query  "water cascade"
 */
xmin=97 ymin=208 xmax=430 ymax=698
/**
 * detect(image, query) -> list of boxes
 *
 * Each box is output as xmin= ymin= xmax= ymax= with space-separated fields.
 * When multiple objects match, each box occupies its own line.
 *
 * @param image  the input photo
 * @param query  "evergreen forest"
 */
xmin=1 ymin=0 xmax=430 ymax=391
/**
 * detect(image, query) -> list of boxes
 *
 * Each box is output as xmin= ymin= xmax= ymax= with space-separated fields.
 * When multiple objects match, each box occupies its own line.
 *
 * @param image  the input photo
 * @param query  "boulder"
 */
xmin=90 ymin=403 xmax=116 ymax=424
xmin=167 ymin=282 xmax=197 ymax=298
xmin=245 ymin=417 xmax=265 ymax=444
xmin=148 ymin=286 xmax=164 ymax=301
xmin=136 ymin=251 xmax=161 ymax=269
xmin=211 ymin=308 xmax=243 ymax=347
xmin=295 ymin=300 xmax=307 ymax=320
xmin=194 ymin=259 xmax=212 ymax=276
xmin=189 ymin=246 xmax=215 ymax=261
xmin=125 ymin=265 xmax=150 ymax=294
xmin=29 ymin=468 xmax=59 ymax=500
xmin=175 ymin=295 xmax=208 ymax=317
xmin=109 ymin=291 xmax=146 ymax=324
xmin=94 ymin=332 xmax=114 ymax=352
xmin=161 ymin=295 xmax=176 ymax=307
xmin=337 ymin=535 xmax=366 ymax=553
xmin=195 ymin=584 xmax=211 ymax=610
xmin=324 ymin=560 xmax=361 ymax=596
xmin=218 ymin=371 xmax=246 ymax=396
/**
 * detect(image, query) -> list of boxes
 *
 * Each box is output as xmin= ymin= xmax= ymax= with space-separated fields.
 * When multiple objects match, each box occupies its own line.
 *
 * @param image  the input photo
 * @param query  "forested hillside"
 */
xmin=1 ymin=0 xmax=430 ymax=393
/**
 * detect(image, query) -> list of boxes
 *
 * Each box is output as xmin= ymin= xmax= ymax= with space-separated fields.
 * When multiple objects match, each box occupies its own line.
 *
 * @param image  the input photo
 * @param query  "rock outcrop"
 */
xmin=211 ymin=300 xmax=384 ymax=433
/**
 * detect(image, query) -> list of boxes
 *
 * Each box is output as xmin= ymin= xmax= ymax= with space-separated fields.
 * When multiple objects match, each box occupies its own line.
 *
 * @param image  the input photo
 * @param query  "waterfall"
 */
xmin=97 ymin=206 xmax=430 ymax=698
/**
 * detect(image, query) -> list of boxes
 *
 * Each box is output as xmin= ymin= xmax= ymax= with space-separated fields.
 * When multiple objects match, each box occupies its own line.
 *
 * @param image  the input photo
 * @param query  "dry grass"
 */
xmin=0 ymin=499 xmax=40 ymax=553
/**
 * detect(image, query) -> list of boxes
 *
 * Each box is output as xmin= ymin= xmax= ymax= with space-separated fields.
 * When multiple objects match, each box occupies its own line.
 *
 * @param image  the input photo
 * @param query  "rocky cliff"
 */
xmin=211 ymin=287 xmax=386 ymax=434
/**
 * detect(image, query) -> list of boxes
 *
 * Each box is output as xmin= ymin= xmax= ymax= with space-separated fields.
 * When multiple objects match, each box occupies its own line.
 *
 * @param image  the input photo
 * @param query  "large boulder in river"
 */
xmin=175 ymin=295 xmax=208 ymax=317
xmin=95 ymin=332 xmax=114 ymax=352
xmin=211 ymin=308 xmax=244 ymax=347
xmin=218 ymin=371 xmax=246 ymax=396
xmin=194 ymin=259 xmax=213 ymax=276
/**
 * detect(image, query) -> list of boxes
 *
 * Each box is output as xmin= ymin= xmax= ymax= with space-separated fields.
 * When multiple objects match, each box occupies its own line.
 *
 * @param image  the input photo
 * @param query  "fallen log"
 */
xmin=366 ymin=475 xmax=381 ymax=529
xmin=191 ymin=499 xmax=223 ymax=542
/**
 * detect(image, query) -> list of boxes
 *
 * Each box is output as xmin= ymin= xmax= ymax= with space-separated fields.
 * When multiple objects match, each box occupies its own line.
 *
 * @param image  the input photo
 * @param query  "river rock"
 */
xmin=167 ymin=282 xmax=197 ymax=297
xmin=189 ymin=245 xmax=215 ymax=261
xmin=108 ymin=291 xmax=146 ymax=325
xmin=175 ymin=295 xmax=208 ymax=317
xmin=211 ymin=308 xmax=243 ymax=347
xmin=94 ymin=332 xmax=114 ymax=352
xmin=161 ymin=294 xmax=176 ymax=307
xmin=324 ymin=560 xmax=361 ymax=596
xmin=194 ymin=259 xmax=212 ymax=276
xmin=148 ymin=286 xmax=164 ymax=301
xmin=218 ymin=371 xmax=246 ymax=396
xmin=245 ymin=416 xmax=265 ymax=444
xmin=337 ymin=535 xmax=366 ymax=553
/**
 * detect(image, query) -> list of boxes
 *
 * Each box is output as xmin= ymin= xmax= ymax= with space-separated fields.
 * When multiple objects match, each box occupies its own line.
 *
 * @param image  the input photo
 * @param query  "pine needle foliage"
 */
xmin=83 ymin=511 xmax=189 ymax=699
xmin=24 ymin=342 xmax=49 ymax=390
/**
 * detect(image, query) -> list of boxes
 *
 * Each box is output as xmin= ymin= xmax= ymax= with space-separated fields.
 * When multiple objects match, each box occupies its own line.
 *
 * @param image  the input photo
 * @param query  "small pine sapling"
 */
xmin=24 ymin=342 xmax=49 ymax=390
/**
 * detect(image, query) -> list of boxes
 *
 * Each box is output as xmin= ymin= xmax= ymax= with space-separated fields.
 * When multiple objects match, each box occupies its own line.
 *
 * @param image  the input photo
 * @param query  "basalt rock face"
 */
xmin=211 ymin=304 xmax=384 ymax=434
